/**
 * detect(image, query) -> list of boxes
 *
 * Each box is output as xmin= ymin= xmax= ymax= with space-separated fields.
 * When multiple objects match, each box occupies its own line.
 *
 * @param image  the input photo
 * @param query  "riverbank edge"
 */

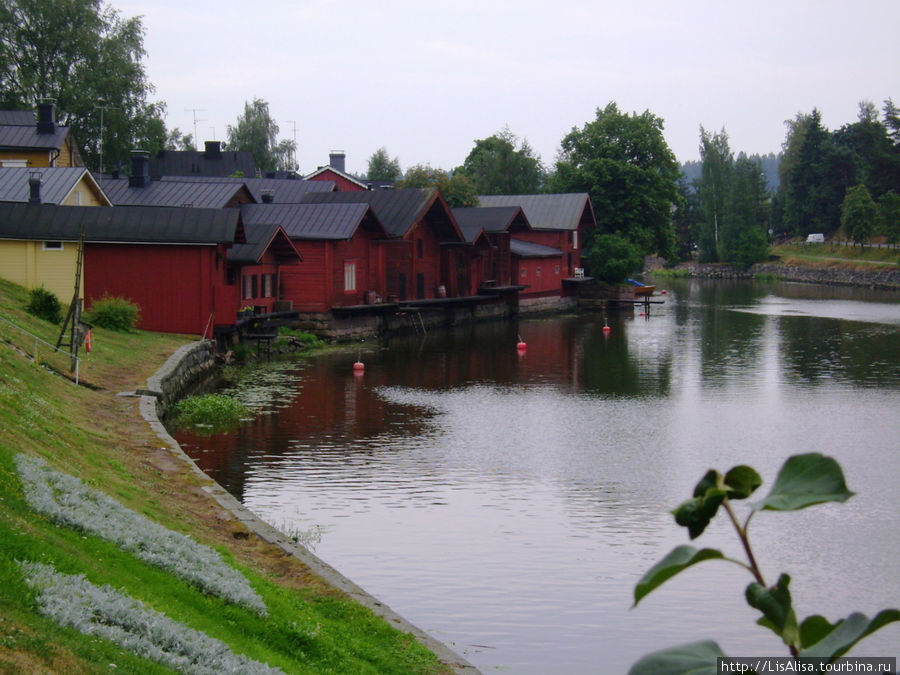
xmin=138 ymin=341 xmax=480 ymax=675
xmin=648 ymin=260 xmax=900 ymax=290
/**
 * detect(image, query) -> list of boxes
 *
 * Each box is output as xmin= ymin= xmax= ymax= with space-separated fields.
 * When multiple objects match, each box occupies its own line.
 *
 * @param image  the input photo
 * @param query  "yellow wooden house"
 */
xmin=0 ymin=167 xmax=110 ymax=301
xmin=0 ymin=102 xmax=84 ymax=168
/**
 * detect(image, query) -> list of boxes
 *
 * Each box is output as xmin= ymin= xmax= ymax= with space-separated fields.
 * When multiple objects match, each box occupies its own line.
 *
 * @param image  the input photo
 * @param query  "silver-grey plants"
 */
xmin=15 ymin=453 xmax=266 ymax=615
xmin=20 ymin=561 xmax=283 ymax=675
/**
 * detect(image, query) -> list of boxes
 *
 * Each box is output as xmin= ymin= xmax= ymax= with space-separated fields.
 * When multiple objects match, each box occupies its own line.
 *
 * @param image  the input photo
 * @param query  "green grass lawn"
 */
xmin=770 ymin=242 xmax=899 ymax=268
xmin=0 ymin=277 xmax=447 ymax=674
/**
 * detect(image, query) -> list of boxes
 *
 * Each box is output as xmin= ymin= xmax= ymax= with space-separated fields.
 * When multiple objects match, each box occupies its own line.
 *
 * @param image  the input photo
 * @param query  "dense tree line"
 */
xmin=0 ymin=0 xmax=167 ymax=173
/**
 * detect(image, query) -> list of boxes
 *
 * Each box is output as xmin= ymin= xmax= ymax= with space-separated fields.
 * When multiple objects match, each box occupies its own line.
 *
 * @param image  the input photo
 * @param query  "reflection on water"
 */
xmin=176 ymin=280 xmax=900 ymax=674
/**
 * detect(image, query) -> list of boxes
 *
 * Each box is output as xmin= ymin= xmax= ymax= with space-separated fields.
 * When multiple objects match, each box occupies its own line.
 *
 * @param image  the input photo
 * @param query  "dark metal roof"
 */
xmin=229 ymin=223 xmax=302 ymax=264
xmin=510 ymin=237 xmax=563 ymax=258
xmin=451 ymin=206 xmax=531 ymax=243
xmin=241 ymin=202 xmax=387 ymax=240
xmin=148 ymin=147 xmax=257 ymax=178
xmin=160 ymin=175 xmax=334 ymax=203
xmin=97 ymin=176 xmax=250 ymax=208
xmin=0 ymin=202 xmax=240 ymax=244
xmin=0 ymin=113 xmax=71 ymax=151
xmin=477 ymin=193 xmax=595 ymax=231
xmin=0 ymin=167 xmax=107 ymax=204
xmin=0 ymin=110 xmax=37 ymax=126
xmin=301 ymin=188 xmax=462 ymax=240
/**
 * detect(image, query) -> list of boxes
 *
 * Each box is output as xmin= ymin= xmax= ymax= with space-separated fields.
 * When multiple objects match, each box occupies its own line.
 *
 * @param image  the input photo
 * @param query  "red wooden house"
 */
xmin=226 ymin=222 xmax=303 ymax=317
xmin=0 ymin=202 xmax=246 ymax=336
xmin=477 ymin=194 xmax=595 ymax=298
xmin=240 ymin=202 xmax=388 ymax=312
xmin=300 ymin=188 xmax=465 ymax=300
xmin=451 ymin=205 xmax=532 ymax=294
xmin=304 ymin=152 xmax=368 ymax=192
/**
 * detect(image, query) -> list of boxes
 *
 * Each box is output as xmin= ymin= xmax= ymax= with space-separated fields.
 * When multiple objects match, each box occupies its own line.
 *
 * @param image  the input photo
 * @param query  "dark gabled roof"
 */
xmin=228 ymin=223 xmax=302 ymax=264
xmin=0 ymin=167 xmax=108 ymax=204
xmin=451 ymin=206 xmax=532 ymax=243
xmin=0 ymin=110 xmax=37 ymax=126
xmin=160 ymin=175 xmax=335 ymax=203
xmin=0 ymin=112 xmax=71 ymax=152
xmin=240 ymin=202 xmax=387 ymax=240
xmin=303 ymin=165 xmax=369 ymax=189
xmin=301 ymin=187 xmax=462 ymax=240
xmin=510 ymin=237 xmax=563 ymax=258
xmin=0 ymin=202 xmax=241 ymax=244
xmin=97 ymin=176 xmax=251 ymax=208
xmin=477 ymin=193 xmax=595 ymax=231
xmin=148 ymin=146 xmax=257 ymax=178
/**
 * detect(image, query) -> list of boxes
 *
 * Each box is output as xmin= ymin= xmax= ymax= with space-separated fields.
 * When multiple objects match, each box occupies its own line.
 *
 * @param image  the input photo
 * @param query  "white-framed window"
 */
xmin=572 ymin=230 xmax=578 ymax=250
xmin=73 ymin=190 xmax=82 ymax=205
xmin=0 ymin=159 xmax=28 ymax=168
xmin=521 ymin=268 xmax=527 ymax=278
xmin=42 ymin=241 xmax=63 ymax=251
xmin=344 ymin=261 xmax=356 ymax=292
xmin=536 ymin=267 xmax=542 ymax=277
xmin=555 ymin=265 xmax=560 ymax=275
xmin=262 ymin=273 xmax=274 ymax=298
xmin=243 ymin=274 xmax=256 ymax=300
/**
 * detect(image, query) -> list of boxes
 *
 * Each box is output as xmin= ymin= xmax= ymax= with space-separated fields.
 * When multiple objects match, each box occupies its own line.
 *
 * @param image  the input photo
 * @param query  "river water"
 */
xmin=175 ymin=280 xmax=900 ymax=674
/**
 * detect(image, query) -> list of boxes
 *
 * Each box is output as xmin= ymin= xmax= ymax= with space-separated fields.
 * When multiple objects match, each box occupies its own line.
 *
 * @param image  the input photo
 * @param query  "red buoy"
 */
xmin=661 ymin=289 xmax=667 ymax=295
xmin=353 ymin=361 xmax=364 ymax=371
xmin=517 ymin=342 xmax=527 ymax=351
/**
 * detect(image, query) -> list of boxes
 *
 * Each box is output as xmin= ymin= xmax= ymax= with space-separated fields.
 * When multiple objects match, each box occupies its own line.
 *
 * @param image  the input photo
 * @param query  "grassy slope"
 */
xmin=0 ymin=277 xmax=445 ymax=674
xmin=768 ymin=242 xmax=899 ymax=269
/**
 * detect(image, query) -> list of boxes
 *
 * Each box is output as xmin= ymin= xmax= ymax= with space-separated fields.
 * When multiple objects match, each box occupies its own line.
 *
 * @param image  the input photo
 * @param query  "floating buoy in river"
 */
xmin=353 ymin=361 xmax=364 ymax=371
xmin=516 ymin=334 xmax=527 ymax=351
xmin=661 ymin=289 xmax=667 ymax=295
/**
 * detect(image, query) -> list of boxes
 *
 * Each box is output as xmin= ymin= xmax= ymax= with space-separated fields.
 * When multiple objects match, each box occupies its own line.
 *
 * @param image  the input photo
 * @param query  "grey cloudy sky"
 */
xmin=114 ymin=0 xmax=899 ymax=176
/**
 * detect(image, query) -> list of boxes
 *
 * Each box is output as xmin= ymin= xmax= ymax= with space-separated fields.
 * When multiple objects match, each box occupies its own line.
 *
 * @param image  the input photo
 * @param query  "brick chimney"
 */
xmin=129 ymin=150 xmax=150 ymax=188
xmin=28 ymin=172 xmax=42 ymax=204
xmin=36 ymin=101 xmax=56 ymax=135
xmin=204 ymin=140 xmax=222 ymax=158
xmin=329 ymin=152 xmax=346 ymax=173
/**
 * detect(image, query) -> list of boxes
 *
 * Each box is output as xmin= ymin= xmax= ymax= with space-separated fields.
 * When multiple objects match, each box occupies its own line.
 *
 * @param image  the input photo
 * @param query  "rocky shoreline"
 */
xmin=651 ymin=261 xmax=900 ymax=291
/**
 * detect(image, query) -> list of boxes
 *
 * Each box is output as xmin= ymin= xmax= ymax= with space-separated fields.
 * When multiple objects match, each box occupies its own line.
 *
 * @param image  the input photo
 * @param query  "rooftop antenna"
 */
xmin=93 ymin=104 xmax=118 ymax=173
xmin=185 ymin=107 xmax=207 ymax=145
xmin=286 ymin=119 xmax=298 ymax=171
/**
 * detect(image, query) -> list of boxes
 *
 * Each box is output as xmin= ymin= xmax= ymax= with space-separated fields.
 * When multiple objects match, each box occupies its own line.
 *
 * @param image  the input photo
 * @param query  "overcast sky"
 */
xmin=112 ymin=0 xmax=899 ymax=177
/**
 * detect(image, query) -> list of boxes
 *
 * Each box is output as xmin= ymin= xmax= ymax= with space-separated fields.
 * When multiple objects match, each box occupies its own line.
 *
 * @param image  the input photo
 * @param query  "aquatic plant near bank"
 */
xmin=19 ymin=561 xmax=283 ymax=675
xmin=15 ymin=453 xmax=267 ymax=615
xmin=630 ymin=453 xmax=899 ymax=674
xmin=173 ymin=393 xmax=248 ymax=431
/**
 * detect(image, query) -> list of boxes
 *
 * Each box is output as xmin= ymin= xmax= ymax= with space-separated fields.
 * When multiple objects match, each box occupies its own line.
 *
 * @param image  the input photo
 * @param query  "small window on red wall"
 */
xmin=344 ymin=261 xmax=356 ymax=292
xmin=262 ymin=274 xmax=274 ymax=298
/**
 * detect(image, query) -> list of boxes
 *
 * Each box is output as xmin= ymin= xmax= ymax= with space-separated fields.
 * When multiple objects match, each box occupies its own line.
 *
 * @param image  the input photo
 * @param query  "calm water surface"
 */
xmin=176 ymin=280 xmax=900 ymax=674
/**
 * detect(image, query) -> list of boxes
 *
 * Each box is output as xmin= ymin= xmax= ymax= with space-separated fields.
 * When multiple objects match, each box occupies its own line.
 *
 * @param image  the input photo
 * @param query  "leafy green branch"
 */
xmin=629 ymin=453 xmax=898 ymax=675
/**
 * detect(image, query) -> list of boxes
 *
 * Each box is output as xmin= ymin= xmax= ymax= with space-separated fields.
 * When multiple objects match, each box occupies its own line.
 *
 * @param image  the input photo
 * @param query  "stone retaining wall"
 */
xmin=665 ymin=262 xmax=900 ymax=289
xmin=141 ymin=339 xmax=217 ymax=418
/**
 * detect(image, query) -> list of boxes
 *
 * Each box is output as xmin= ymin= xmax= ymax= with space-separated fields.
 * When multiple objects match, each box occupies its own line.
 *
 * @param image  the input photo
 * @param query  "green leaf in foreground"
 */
xmin=673 ymin=490 xmax=725 ymax=539
xmin=633 ymin=545 xmax=724 ymax=606
xmin=628 ymin=640 xmax=726 ymax=675
xmin=745 ymin=573 xmax=798 ymax=648
xmin=723 ymin=465 xmax=762 ymax=499
xmin=754 ymin=453 xmax=854 ymax=511
xmin=798 ymin=609 xmax=900 ymax=660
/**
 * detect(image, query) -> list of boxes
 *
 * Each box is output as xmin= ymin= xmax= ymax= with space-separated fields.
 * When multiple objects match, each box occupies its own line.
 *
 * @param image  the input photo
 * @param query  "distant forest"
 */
xmin=681 ymin=153 xmax=781 ymax=192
